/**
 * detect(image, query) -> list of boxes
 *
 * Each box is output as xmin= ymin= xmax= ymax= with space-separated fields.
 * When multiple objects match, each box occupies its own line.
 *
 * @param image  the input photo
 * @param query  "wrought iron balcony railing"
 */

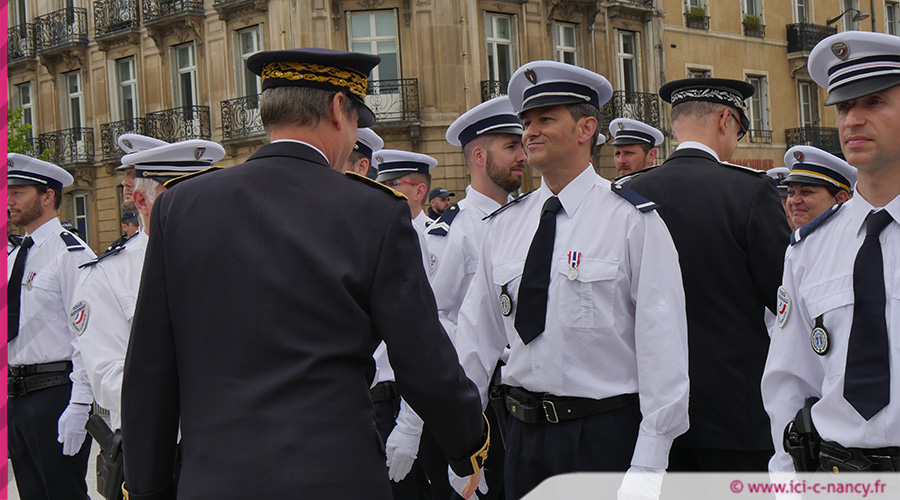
xmin=743 ymin=23 xmax=766 ymax=38
xmin=366 ymin=79 xmax=420 ymax=123
xmin=144 ymin=106 xmax=210 ymax=142
xmin=785 ymin=126 xmax=841 ymax=155
xmin=786 ymin=23 xmax=837 ymax=53
xmin=221 ymin=94 xmax=264 ymax=142
xmin=614 ymin=0 xmax=654 ymax=6
xmin=684 ymin=13 xmax=709 ymax=30
xmin=9 ymin=24 xmax=36 ymax=61
xmin=599 ymin=91 xmax=661 ymax=132
xmin=481 ymin=80 xmax=508 ymax=102
xmin=95 ymin=0 xmax=140 ymax=38
xmin=748 ymin=129 xmax=772 ymax=144
xmin=142 ymin=0 xmax=204 ymax=24
xmin=100 ymin=118 xmax=147 ymax=161
xmin=38 ymin=128 xmax=95 ymax=166
xmin=35 ymin=8 xmax=89 ymax=53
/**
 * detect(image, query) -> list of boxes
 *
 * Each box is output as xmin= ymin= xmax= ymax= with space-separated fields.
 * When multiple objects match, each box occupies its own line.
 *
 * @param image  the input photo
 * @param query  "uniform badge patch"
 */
xmin=70 ymin=300 xmax=90 ymax=336
xmin=524 ymin=68 xmax=537 ymax=84
xmin=499 ymin=284 xmax=513 ymax=317
xmin=810 ymin=316 xmax=829 ymax=355
xmin=831 ymin=41 xmax=850 ymax=60
xmin=429 ymin=253 xmax=437 ymax=274
xmin=776 ymin=286 xmax=791 ymax=328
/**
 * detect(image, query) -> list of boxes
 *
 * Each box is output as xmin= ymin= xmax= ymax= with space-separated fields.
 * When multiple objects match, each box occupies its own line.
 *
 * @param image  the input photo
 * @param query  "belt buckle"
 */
xmin=870 ymin=455 xmax=896 ymax=472
xmin=542 ymin=400 xmax=559 ymax=424
xmin=8 ymin=377 xmax=26 ymax=398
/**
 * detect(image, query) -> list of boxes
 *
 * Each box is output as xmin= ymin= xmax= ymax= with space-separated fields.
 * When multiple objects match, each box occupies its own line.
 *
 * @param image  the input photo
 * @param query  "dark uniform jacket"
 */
xmin=121 ymin=142 xmax=485 ymax=500
xmin=627 ymin=147 xmax=790 ymax=451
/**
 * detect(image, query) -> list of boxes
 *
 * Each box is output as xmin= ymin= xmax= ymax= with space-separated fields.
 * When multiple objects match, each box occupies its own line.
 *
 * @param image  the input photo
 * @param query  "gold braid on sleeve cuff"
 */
xmin=448 ymin=413 xmax=491 ymax=476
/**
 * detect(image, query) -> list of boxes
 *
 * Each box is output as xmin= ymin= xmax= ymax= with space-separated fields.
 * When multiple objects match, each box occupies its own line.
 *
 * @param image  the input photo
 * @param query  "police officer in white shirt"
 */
xmin=453 ymin=61 xmax=690 ymax=499
xmin=8 ymin=154 xmax=97 ymax=500
xmin=70 ymin=139 xmax=225 ymax=431
xmin=781 ymin=145 xmax=856 ymax=229
xmin=419 ymin=95 xmax=526 ymax=500
xmin=340 ymin=127 xmax=383 ymax=177
xmin=116 ymin=133 xmax=169 ymax=213
xmin=762 ymin=31 xmax=900 ymax=474
xmin=376 ymin=150 xmax=437 ymax=233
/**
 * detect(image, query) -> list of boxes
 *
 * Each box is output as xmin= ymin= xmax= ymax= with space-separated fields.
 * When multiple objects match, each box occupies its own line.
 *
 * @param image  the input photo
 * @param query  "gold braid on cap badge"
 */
xmin=261 ymin=62 xmax=368 ymax=100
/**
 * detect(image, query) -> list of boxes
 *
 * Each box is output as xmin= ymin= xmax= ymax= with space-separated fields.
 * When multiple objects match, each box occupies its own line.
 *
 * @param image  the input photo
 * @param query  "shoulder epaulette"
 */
xmin=345 ymin=171 xmax=407 ymax=200
xmin=720 ymin=161 xmax=765 ymax=175
xmin=426 ymin=204 xmax=461 ymax=237
xmin=60 ymin=231 xmax=85 ymax=251
xmin=613 ymin=165 xmax=659 ymax=186
xmin=791 ymin=202 xmax=844 ymax=246
xmin=611 ymin=183 xmax=659 ymax=212
xmin=80 ymin=232 xmax=139 ymax=268
xmin=483 ymin=191 xmax=534 ymax=221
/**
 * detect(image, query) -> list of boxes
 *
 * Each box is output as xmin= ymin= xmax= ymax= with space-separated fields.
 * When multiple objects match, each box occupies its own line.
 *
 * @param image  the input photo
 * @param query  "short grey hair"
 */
xmin=259 ymin=86 xmax=358 ymax=133
xmin=133 ymin=177 xmax=163 ymax=206
xmin=670 ymin=100 xmax=727 ymax=124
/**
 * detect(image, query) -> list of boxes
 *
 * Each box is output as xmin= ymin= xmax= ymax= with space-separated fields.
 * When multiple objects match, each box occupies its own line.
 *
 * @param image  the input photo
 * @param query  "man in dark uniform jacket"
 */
xmin=626 ymin=78 xmax=791 ymax=471
xmin=121 ymin=48 xmax=489 ymax=500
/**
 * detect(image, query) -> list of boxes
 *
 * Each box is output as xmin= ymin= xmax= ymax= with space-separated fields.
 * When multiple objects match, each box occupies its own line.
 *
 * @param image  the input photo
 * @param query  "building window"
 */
xmin=64 ymin=70 xmax=85 ymax=129
xmin=746 ymin=75 xmax=771 ymax=143
xmin=798 ymin=81 xmax=819 ymax=127
xmin=116 ymin=57 xmax=138 ymax=122
xmin=616 ymin=30 xmax=640 ymax=94
xmin=842 ymin=0 xmax=861 ymax=31
xmin=235 ymin=26 xmax=262 ymax=98
xmin=887 ymin=2 xmax=900 ymax=35
xmin=173 ymin=42 xmax=198 ymax=109
xmin=794 ymin=0 xmax=808 ymax=23
xmin=688 ymin=68 xmax=711 ymax=78
xmin=485 ymin=13 xmax=516 ymax=86
xmin=73 ymin=193 xmax=90 ymax=245
xmin=15 ymin=82 xmax=34 ymax=136
xmin=348 ymin=10 xmax=400 ymax=82
xmin=554 ymin=22 xmax=577 ymax=65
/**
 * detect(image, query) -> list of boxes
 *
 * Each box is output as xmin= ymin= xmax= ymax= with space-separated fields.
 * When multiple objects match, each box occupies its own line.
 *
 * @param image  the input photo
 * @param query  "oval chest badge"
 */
xmin=810 ymin=327 xmax=829 ymax=355
xmin=499 ymin=284 xmax=513 ymax=317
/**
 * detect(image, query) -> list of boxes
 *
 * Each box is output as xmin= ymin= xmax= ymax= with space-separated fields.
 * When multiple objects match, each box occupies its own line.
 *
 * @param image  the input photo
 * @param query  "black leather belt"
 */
xmin=506 ymin=387 xmax=638 ymax=424
xmin=9 ymin=361 xmax=74 ymax=398
xmin=820 ymin=440 xmax=900 ymax=472
xmin=369 ymin=381 xmax=399 ymax=403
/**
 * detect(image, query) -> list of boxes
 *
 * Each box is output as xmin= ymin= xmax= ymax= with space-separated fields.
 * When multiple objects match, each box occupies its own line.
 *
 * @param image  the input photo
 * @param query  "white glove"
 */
xmin=449 ymin=465 xmax=487 ymax=499
xmin=385 ymin=427 xmax=421 ymax=482
xmin=57 ymin=402 xmax=91 ymax=456
xmin=617 ymin=465 xmax=665 ymax=500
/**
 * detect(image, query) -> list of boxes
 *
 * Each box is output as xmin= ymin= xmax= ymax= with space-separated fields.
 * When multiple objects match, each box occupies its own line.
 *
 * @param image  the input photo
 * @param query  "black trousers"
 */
xmin=504 ymin=402 xmax=641 ymax=500
xmin=8 ymin=383 xmax=92 ymax=500
xmin=373 ymin=399 xmax=428 ymax=500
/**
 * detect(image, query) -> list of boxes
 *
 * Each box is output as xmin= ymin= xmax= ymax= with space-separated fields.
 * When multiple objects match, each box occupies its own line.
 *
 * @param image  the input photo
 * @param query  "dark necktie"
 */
xmin=8 ymin=236 xmax=35 ymax=343
xmin=844 ymin=210 xmax=894 ymax=420
xmin=515 ymin=196 xmax=563 ymax=344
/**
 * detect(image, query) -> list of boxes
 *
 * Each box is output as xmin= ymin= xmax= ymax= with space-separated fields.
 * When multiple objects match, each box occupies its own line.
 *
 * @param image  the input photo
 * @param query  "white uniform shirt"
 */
xmin=70 ymin=231 xmax=148 ymax=429
xmin=426 ymin=186 xmax=510 ymax=340
xmin=762 ymin=194 xmax=900 ymax=473
xmin=455 ymin=165 xmax=690 ymax=470
xmin=412 ymin=210 xmax=433 ymax=234
xmin=8 ymin=218 xmax=96 ymax=404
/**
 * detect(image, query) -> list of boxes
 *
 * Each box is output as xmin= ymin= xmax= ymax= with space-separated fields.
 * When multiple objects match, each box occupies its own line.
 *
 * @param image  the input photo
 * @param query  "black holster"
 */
xmin=487 ymin=359 xmax=508 ymax=448
xmin=86 ymin=414 xmax=124 ymax=500
xmin=783 ymin=397 xmax=821 ymax=472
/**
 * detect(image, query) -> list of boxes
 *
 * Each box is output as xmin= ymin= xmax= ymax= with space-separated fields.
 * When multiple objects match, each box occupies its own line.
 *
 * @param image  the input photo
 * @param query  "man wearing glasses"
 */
xmin=376 ymin=150 xmax=437 ymax=233
xmin=624 ymin=78 xmax=791 ymax=471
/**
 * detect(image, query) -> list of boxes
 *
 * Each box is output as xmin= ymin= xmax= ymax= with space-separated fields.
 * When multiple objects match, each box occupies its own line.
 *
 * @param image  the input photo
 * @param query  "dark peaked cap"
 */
xmin=659 ymin=78 xmax=755 ymax=133
xmin=247 ymin=48 xmax=381 ymax=127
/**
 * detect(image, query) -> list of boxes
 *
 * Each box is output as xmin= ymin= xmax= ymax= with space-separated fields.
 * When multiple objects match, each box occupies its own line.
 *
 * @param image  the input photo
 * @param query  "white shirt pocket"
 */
xmin=557 ymin=258 xmax=618 ymax=329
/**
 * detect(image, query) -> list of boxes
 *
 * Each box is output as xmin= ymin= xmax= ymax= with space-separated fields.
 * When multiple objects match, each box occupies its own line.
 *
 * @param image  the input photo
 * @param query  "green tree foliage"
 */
xmin=7 ymin=108 xmax=52 ymax=159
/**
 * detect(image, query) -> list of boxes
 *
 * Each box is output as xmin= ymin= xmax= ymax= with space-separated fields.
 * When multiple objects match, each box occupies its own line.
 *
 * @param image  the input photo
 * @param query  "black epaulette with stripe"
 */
xmin=345 ymin=171 xmax=407 ymax=199
xmin=60 ymin=231 xmax=85 ymax=251
xmin=720 ymin=161 xmax=765 ymax=175
xmin=80 ymin=232 xmax=139 ymax=268
xmin=611 ymin=183 xmax=659 ymax=213
xmin=426 ymin=204 xmax=461 ymax=237
xmin=613 ymin=164 xmax=659 ymax=186
xmin=791 ymin=202 xmax=844 ymax=246
xmin=483 ymin=191 xmax=534 ymax=221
